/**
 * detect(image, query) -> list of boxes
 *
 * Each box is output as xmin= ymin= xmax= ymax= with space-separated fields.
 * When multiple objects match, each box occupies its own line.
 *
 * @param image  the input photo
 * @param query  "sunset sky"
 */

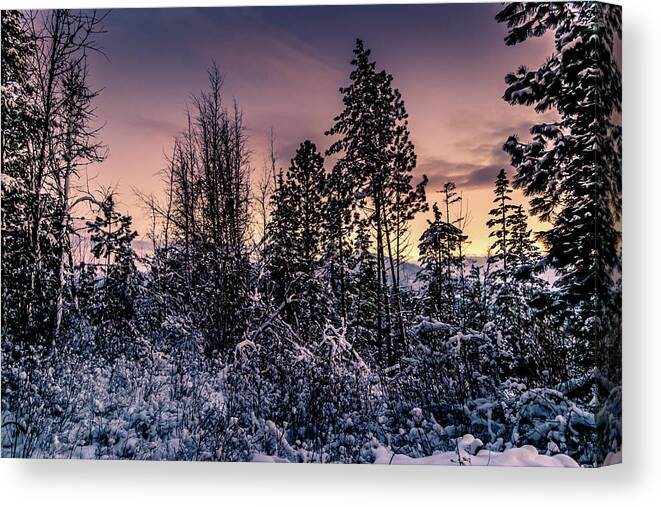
xmin=86 ymin=3 xmax=556 ymax=256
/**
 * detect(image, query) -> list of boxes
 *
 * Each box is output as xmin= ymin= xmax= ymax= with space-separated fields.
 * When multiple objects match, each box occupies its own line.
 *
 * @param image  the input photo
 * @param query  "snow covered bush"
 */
xmin=221 ymin=321 xmax=381 ymax=463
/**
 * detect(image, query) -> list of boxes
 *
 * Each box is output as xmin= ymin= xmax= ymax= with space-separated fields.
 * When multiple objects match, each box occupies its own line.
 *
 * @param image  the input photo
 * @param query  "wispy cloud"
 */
xmin=420 ymin=158 xmax=506 ymax=190
xmin=128 ymin=116 xmax=180 ymax=136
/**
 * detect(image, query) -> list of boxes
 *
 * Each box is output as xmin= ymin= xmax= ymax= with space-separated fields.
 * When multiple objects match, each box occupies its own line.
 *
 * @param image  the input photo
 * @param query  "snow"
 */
xmin=1 ymin=173 xmax=19 ymax=191
xmin=251 ymin=454 xmax=291 ymax=463
xmin=408 ymin=320 xmax=456 ymax=337
xmin=372 ymin=435 xmax=579 ymax=467
xmin=251 ymin=435 xmax=579 ymax=468
xmin=511 ymin=86 xmax=534 ymax=102
xmin=250 ymin=434 xmax=578 ymax=467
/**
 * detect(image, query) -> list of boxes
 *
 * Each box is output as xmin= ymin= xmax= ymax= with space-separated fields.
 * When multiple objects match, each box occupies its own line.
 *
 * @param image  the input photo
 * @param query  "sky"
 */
xmin=85 ymin=3 xmax=556 ymax=256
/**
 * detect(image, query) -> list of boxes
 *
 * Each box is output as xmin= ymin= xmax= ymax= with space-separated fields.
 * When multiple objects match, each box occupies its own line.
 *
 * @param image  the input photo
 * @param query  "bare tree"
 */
xmin=253 ymin=128 xmax=277 ymax=256
xmin=17 ymin=10 xmax=108 ymax=344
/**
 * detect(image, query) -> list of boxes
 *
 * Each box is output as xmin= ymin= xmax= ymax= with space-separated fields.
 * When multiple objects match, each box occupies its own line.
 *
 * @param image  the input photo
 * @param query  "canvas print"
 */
xmin=1 ymin=2 xmax=622 ymax=466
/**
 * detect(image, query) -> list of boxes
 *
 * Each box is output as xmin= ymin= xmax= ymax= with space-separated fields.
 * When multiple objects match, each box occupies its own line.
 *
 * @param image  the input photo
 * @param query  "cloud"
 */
xmin=420 ymin=158 xmax=506 ymax=190
xmin=128 ymin=116 xmax=180 ymax=137
xmin=460 ymin=164 xmax=505 ymax=188
xmin=417 ymin=127 xmax=513 ymax=191
xmin=414 ymin=114 xmax=536 ymax=191
xmin=448 ymin=115 xmax=533 ymax=139
xmin=182 ymin=7 xmax=343 ymax=91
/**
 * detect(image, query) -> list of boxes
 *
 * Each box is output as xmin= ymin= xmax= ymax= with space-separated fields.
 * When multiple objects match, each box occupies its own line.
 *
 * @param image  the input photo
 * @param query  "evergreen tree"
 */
xmin=323 ymin=158 xmax=355 ymax=324
xmin=485 ymin=170 xmax=542 ymax=377
xmin=348 ymin=215 xmax=380 ymax=359
xmin=505 ymin=202 xmax=551 ymax=383
xmin=286 ymin=140 xmax=327 ymax=273
xmin=86 ymin=195 xmax=139 ymax=356
xmin=439 ymin=182 xmax=469 ymax=325
xmin=265 ymin=169 xmax=296 ymax=308
xmin=417 ymin=202 xmax=463 ymax=323
xmin=1 ymin=10 xmax=41 ymax=343
xmin=497 ymin=2 xmax=622 ymax=377
xmin=486 ymin=169 xmax=517 ymax=336
xmin=508 ymin=204 xmax=540 ymax=273
xmin=486 ymin=169 xmax=518 ymax=271
xmin=1 ymin=11 xmax=34 ymax=177
xmin=326 ymin=39 xmax=427 ymax=365
xmin=265 ymin=141 xmax=330 ymax=341
xmin=464 ymin=264 xmax=488 ymax=330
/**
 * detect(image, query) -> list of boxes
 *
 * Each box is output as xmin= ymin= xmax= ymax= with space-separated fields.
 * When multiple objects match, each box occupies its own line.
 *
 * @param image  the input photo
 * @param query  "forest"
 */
xmin=1 ymin=3 xmax=621 ymax=466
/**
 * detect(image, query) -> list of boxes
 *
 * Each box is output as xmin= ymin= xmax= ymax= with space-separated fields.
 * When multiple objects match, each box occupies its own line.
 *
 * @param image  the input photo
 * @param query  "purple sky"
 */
xmin=86 ymin=4 xmax=555 ymax=255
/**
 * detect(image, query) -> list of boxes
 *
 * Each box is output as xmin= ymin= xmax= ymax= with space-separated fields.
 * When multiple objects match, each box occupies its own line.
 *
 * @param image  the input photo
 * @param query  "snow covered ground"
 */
xmin=252 ymin=434 xmax=578 ymax=467
xmin=2 ymin=327 xmax=619 ymax=466
xmin=373 ymin=436 xmax=578 ymax=467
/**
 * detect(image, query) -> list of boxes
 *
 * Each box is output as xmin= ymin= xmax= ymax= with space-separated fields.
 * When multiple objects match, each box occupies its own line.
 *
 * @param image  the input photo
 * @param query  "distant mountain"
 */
xmin=398 ymin=255 xmax=556 ymax=288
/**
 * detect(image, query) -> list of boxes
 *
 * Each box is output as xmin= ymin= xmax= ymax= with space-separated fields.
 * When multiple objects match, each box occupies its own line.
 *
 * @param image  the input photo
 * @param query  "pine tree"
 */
xmin=464 ymin=264 xmax=488 ymax=330
xmin=1 ymin=11 xmax=34 ymax=175
xmin=86 ymin=195 xmax=139 ymax=356
xmin=1 ymin=10 xmax=40 ymax=343
xmin=505 ymin=202 xmax=550 ymax=383
xmin=286 ymin=140 xmax=327 ymax=273
xmin=497 ymin=2 xmax=622 ymax=377
xmin=265 ymin=141 xmax=329 ymax=341
xmin=323 ymin=158 xmax=355 ymax=324
xmin=326 ymin=39 xmax=427 ymax=365
xmin=265 ymin=169 xmax=296 ymax=309
xmin=349 ymin=215 xmax=380 ymax=359
xmin=486 ymin=169 xmax=517 ymax=271
xmin=487 ymin=169 xmax=518 ymax=348
xmin=485 ymin=169 xmax=518 ymax=334
xmin=485 ymin=170 xmax=542 ymax=378
xmin=417 ymin=203 xmax=463 ymax=323
xmin=508 ymin=204 xmax=540 ymax=273
xmin=439 ymin=182 xmax=469 ymax=325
